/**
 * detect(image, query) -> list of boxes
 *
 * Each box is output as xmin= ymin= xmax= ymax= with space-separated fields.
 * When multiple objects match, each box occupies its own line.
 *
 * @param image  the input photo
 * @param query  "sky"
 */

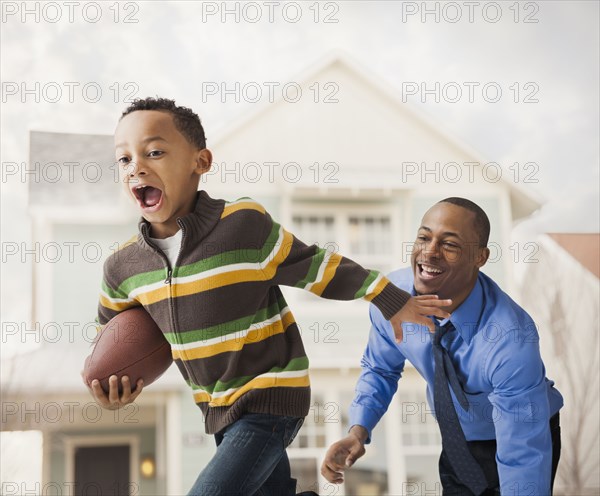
xmin=0 ymin=0 xmax=598 ymax=487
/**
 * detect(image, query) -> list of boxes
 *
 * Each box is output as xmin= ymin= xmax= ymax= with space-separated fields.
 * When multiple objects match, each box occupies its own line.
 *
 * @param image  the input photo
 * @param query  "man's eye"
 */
xmin=417 ymin=236 xmax=427 ymax=241
xmin=148 ymin=150 xmax=163 ymax=157
xmin=443 ymin=243 xmax=458 ymax=248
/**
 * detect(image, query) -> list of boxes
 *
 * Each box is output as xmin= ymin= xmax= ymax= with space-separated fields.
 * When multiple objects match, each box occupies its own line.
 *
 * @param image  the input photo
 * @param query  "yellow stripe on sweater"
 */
xmin=98 ymin=294 xmax=140 ymax=312
xmin=172 ymin=311 xmax=295 ymax=360
xmin=261 ymin=229 xmax=295 ymax=279
xmin=363 ymin=277 xmax=390 ymax=302
xmin=115 ymin=234 xmax=138 ymax=252
xmin=310 ymin=253 xmax=342 ymax=296
xmin=221 ymin=201 xmax=266 ymax=219
xmin=193 ymin=375 xmax=310 ymax=406
xmin=173 ymin=270 xmax=266 ymax=296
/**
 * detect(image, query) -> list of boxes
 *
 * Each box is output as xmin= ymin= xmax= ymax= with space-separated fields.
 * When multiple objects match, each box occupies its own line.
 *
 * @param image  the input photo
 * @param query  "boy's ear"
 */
xmin=194 ymin=149 xmax=212 ymax=174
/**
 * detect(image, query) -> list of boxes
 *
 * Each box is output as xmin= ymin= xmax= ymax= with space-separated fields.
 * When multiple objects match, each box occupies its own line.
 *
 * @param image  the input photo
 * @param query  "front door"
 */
xmin=74 ymin=445 xmax=130 ymax=496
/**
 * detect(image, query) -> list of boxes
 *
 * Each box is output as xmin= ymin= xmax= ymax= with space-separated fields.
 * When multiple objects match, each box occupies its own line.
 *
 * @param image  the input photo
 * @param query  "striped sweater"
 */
xmin=97 ymin=190 xmax=411 ymax=434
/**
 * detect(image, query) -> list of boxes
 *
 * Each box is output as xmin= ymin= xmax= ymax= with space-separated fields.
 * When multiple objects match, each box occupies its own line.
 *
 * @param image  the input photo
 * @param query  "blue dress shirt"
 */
xmin=349 ymin=268 xmax=563 ymax=495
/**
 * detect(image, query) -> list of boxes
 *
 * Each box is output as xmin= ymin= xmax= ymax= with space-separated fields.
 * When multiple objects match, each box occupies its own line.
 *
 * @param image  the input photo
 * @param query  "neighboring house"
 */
xmin=1 ymin=53 xmax=541 ymax=496
xmin=520 ymin=233 xmax=600 ymax=496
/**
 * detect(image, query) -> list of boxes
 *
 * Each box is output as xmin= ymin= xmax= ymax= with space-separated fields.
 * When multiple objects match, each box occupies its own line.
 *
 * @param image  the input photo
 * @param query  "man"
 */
xmin=321 ymin=198 xmax=563 ymax=495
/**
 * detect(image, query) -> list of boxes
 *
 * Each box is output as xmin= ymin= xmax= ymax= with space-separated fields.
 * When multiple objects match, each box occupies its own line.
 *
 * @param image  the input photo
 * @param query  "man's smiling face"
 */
xmin=411 ymin=202 xmax=489 ymax=309
xmin=114 ymin=110 xmax=211 ymax=238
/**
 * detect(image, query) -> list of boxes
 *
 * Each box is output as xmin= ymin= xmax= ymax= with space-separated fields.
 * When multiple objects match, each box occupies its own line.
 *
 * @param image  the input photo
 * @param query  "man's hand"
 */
xmin=81 ymin=371 xmax=143 ymax=410
xmin=390 ymin=295 xmax=452 ymax=343
xmin=321 ymin=426 xmax=368 ymax=484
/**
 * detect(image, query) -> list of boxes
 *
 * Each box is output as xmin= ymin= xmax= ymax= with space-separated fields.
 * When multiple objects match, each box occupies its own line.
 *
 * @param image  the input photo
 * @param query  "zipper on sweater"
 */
xmin=161 ymin=222 xmax=203 ymax=389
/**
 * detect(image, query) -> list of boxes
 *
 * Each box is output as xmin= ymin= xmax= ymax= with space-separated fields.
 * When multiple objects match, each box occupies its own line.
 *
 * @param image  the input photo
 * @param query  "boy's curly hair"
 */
xmin=120 ymin=97 xmax=206 ymax=149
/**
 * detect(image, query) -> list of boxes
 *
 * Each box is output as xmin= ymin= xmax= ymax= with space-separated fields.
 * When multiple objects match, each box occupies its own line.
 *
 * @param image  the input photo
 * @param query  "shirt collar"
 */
xmin=411 ymin=276 xmax=484 ymax=345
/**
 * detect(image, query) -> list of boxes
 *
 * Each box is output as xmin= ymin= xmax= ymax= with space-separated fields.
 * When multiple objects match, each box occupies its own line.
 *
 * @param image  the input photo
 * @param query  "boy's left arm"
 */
xmin=259 ymin=209 xmax=451 ymax=339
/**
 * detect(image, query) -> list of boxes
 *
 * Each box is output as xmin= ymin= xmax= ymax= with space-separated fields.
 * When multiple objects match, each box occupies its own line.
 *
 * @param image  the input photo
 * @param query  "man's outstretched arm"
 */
xmin=321 ymin=305 xmax=406 ymax=483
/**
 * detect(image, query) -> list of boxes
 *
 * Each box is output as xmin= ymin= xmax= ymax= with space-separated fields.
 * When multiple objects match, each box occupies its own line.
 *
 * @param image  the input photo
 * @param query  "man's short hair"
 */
xmin=438 ymin=197 xmax=490 ymax=247
xmin=120 ymin=97 xmax=206 ymax=150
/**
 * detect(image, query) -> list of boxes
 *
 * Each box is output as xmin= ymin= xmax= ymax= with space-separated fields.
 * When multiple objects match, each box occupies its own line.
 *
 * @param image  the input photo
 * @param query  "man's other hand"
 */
xmin=321 ymin=426 xmax=367 ymax=484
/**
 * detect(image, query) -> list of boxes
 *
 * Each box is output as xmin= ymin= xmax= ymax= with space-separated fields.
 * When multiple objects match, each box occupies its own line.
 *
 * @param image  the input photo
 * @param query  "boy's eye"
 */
xmin=117 ymin=157 xmax=130 ymax=165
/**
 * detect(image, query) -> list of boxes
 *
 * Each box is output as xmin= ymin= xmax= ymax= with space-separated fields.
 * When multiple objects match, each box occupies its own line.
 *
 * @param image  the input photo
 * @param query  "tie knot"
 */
xmin=433 ymin=320 xmax=454 ymax=345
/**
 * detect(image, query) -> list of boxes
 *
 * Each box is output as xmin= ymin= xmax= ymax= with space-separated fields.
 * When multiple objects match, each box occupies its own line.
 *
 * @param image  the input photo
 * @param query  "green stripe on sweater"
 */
xmin=353 ymin=269 xmax=380 ymax=299
xmin=163 ymin=295 xmax=288 ymax=343
xmin=196 ymin=356 xmax=309 ymax=394
xmin=294 ymin=247 xmax=325 ymax=289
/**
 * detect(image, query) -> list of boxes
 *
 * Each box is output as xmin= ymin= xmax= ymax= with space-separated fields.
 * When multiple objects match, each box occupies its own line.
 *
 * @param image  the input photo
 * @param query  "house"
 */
xmin=520 ymin=233 xmax=600 ymax=496
xmin=1 ymin=52 xmax=541 ymax=495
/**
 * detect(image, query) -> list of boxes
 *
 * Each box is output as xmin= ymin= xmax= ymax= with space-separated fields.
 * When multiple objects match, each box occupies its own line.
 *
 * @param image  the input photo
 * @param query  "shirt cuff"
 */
xmin=370 ymin=280 xmax=411 ymax=320
xmin=348 ymin=405 xmax=381 ymax=445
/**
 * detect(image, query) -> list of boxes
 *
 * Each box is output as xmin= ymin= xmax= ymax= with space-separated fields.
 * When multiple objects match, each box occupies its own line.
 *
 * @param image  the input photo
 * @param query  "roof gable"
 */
xmin=210 ymin=51 xmax=541 ymax=218
xmin=548 ymin=233 xmax=600 ymax=278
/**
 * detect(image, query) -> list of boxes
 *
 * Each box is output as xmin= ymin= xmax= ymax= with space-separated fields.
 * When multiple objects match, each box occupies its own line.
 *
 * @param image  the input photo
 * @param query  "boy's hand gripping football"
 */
xmin=81 ymin=371 xmax=144 ymax=410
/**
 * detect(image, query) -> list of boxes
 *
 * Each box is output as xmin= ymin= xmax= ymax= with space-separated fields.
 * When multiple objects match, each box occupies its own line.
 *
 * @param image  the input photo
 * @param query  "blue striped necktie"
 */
xmin=433 ymin=321 xmax=488 ymax=495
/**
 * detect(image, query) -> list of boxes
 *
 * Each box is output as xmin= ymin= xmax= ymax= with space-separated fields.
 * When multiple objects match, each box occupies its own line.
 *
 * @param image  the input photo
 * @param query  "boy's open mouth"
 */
xmin=132 ymin=184 xmax=163 ymax=212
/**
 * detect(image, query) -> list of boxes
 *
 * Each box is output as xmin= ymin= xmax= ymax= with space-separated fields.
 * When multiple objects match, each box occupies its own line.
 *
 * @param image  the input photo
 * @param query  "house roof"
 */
xmin=28 ymin=51 xmax=542 ymax=222
xmin=547 ymin=233 xmax=600 ymax=279
xmin=28 ymin=131 xmax=118 ymax=206
xmin=210 ymin=50 xmax=542 ymax=221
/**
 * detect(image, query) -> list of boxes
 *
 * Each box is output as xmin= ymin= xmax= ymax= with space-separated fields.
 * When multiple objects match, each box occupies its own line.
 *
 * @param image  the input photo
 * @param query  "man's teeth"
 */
xmin=421 ymin=264 xmax=443 ymax=274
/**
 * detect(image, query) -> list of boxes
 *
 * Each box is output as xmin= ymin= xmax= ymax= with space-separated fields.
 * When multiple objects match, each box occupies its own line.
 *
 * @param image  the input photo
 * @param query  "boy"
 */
xmin=85 ymin=97 xmax=451 ymax=495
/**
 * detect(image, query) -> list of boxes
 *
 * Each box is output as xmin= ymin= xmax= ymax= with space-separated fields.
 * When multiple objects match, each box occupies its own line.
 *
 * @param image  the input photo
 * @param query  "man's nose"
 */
xmin=423 ymin=241 xmax=441 ymax=258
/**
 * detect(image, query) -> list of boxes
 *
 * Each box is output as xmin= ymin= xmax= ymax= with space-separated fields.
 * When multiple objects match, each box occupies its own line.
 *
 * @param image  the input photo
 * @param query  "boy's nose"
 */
xmin=127 ymin=160 xmax=148 ymax=177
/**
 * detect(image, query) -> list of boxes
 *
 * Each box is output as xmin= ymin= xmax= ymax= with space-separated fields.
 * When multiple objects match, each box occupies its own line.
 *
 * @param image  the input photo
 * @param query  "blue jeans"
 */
xmin=188 ymin=413 xmax=304 ymax=496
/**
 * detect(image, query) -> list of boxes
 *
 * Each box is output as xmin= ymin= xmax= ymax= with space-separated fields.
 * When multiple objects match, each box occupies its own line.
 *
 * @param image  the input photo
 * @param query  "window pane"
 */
xmin=292 ymin=215 xmax=336 ymax=251
xmin=348 ymin=216 xmax=391 ymax=256
xmin=289 ymin=396 xmax=330 ymax=449
xmin=398 ymin=391 xmax=441 ymax=447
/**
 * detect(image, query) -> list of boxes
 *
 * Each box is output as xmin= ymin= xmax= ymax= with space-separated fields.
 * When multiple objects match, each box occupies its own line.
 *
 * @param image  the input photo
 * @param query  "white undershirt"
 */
xmin=149 ymin=229 xmax=183 ymax=268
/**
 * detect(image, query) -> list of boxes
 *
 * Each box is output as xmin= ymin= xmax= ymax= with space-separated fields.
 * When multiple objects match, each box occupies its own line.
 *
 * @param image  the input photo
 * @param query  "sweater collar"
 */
xmin=137 ymin=190 xmax=225 ymax=250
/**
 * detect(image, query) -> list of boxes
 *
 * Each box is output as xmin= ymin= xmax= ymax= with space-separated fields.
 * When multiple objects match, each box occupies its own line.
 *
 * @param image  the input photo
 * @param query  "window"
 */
xmin=291 ymin=215 xmax=335 ymax=251
xmin=289 ymin=397 xmax=332 ymax=450
xmin=398 ymin=390 xmax=441 ymax=447
xmin=348 ymin=216 xmax=392 ymax=256
xmin=288 ymin=393 xmax=341 ymax=494
xmin=290 ymin=204 xmax=396 ymax=276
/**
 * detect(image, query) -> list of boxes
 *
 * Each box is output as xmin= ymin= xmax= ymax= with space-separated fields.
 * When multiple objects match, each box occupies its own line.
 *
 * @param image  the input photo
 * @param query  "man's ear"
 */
xmin=476 ymin=247 xmax=490 ymax=268
xmin=194 ymin=148 xmax=213 ymax=175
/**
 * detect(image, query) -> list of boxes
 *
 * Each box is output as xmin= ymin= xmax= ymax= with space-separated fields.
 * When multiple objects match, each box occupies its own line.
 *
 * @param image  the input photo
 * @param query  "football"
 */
xmin=83 ymin=307 xmax=172 ymax=394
